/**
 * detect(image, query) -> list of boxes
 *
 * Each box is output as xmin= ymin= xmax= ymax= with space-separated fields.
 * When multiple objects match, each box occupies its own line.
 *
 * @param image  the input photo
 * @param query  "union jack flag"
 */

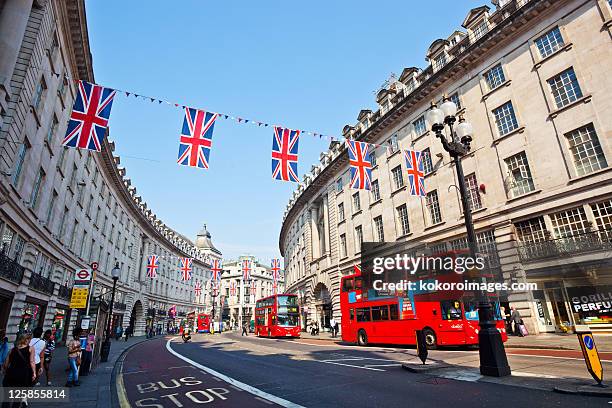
xmin=346 ymin=140 xmax=373 ymax=190
xmin=241 ymin=260 xmax=251 ymax=281
xmin=229 ymin=280 xmax=237 ymax=296
xmin=404 ymin=149 xmax=426 ymax=197
xmin=63 ymin=81 xmax=116 ymax=152
xmin=146 ymin=255 xmax=159 ymax=278
xmin=177 ymin=108 xmax=218 ymax=169
xmin=211 ymin=259 xmax=222 ymax=282
xmin=179 ymin=257 xmax=193 ymax=281
xmin=271 ymin=259 xmax=281 ymax=283
xmin=250 ymin=279 xmax=257 ymax=296
xmin=271 ymin=126 xmax=300 ymax=182
xmin=194 ymin=281 xmax=202 ymax=297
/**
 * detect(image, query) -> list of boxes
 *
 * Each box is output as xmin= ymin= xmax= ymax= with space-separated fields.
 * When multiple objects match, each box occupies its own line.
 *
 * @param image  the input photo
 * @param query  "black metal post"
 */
xmin=434 ymin=114 xmax=511 ymax=377
xmin=100 ymin=276 xmax=118 ymax=362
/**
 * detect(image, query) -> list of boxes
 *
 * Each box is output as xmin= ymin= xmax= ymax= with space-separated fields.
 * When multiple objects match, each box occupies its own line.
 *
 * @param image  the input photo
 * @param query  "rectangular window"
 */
xmin=548 ymin=67 xmax=583 ymax=109
xmin=80 ymin=231 xmax=88 ymax=258
xmin=374 ymin=215 xmax=384 ymax=242
xmin=391 ymin=165 xmax=404 ymax=190
xmin=370 ymin=150 xmax=377 ymax=167
xmin=58 ymin=207 xmax=68 ymax=237
xmin=472 ymin=20 xmax=489 ymax=40
xmin=70 ymin=220 xmax=79 ymax=250
xmin=422 ymin=148 xmax=433 ymax=174
xmin=336 ymin=178 xmax=343 ymax=193
xmin=46 ymin=190 xmax=57 ymax=224
xmin=69 ymin=164 xmax=78 ymax=189
xmin=565 ymin=124 xmax=607 ymax=176
xmin=356 ymin=308 xmax=371 ymax=322
xmin=339 ymin=234 xmax=347 ymax=258
xmin=352 ymin=192 xmax=361 ymax=213
xmin=413 ymin=116 xmax=426 ymax=136
xmin=337 ymin=203 xmax=345 ymax=222
xmin=535 ymin=27 xmax=564 ymax=58
xmin=388 ymin=134 xmax=399 ymax=153
xmin=493 ymin=101 xmax=519 ymax=136
xmin=484 ymin=64 xmax=506 ymax=90
xmin=12 ymin=141 xmax=30 ymax=187
xmin=504 ymin=152 xmax=535 ymax=197
xmin=396 ymin=204 xmax=410 ymax=236
xmin=46 ymin=115 xmax=58 ymax=144
xmin=57 ymin=147 xmax=67 ymax=172
xmin=371 ymin=179 xmax=381 ymax=201
xmin=550 ymin=207 xmax=589 ymax=239
xmin=433 ymin=53 xmax=447 ymax=71
xmin=464 ymin=173 xmax=483 ymax=211
xmin=354 ymin=225 xmax=363 ymax=253
xmin=32 ymin=77 xmax=47 ymax=111
xmin=371 ymin=305 xmax=389 ymax=321
xmin=591 ymin=200 xmax=612 ymax=241
xmin=449 ymin=92 xmax=462 ymax=110
xmin=426 ymin=190 xmax=442 ymax=225
xmin=390 ymin=304 xmax=399 ymax=320
xmin=30 ymin=168 xmax=45 ymax=209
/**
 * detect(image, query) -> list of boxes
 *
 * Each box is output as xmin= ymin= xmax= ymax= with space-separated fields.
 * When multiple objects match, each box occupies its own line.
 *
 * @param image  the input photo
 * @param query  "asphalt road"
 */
xmin=117 ymin=333 xmax=609 ymax=408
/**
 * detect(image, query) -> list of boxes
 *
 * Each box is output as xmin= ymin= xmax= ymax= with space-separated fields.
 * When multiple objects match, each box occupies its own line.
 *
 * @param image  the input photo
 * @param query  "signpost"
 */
xmin=576 ymin=325 xmax=604 ymax=386
xmin=415 ymin=330 xmax=428 ymax=365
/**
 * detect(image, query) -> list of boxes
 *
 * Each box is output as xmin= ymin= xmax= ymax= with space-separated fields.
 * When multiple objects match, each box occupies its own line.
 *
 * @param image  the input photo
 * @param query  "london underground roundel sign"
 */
xmin=76 ymin=269 xmax=92 ymax=281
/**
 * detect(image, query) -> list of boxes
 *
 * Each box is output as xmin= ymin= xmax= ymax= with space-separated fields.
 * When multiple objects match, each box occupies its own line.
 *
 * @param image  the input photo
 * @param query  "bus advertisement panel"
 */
xmin=197 ymin=313 xmax=211 ymax=333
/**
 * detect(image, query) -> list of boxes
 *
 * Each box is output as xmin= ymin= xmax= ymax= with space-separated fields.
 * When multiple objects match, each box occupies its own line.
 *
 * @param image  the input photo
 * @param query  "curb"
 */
xmin=110 ymin=337 xmax=156 ymax=408
xmin=553 ymin=384 xmax=612 ymax=397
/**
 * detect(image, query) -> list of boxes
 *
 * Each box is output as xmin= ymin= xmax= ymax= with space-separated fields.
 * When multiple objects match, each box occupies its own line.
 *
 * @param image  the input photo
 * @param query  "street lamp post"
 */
xmin=100 ymin=263 xmax=121 ymax=362
xmin=426 ymin=96 xmax=511 ymax=377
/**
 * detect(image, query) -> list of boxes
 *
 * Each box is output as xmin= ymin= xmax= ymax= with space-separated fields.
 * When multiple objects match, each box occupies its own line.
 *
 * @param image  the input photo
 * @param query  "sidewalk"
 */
xmin=34 ymin=335 xmax=150 ymax=408
xmin=299 ymin=330 xmax=612 ymax=351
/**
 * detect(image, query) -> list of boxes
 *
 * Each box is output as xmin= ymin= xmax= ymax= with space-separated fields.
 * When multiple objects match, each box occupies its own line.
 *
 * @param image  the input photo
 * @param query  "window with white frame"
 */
xmin=464 ymin=173 xmax=483 ymax=211
xmin=32 ymin=77 xmax=47 ymax=111
xmin=426 ymin=190 xmax=442 ymax=225
xmin=337 ymin=203 xmax=345 ymax=222
xmin=504 ymin=152 xmax=535 ymax=198
xmin=46 ymin=191 xmax=57 ymax=224
xmin=371 ymin=179 xmax=381 ymax=201
xmin=550 ymin=207 xmax=589 ymax=238
xmin=476 ymin=229 xmax=500 ymax=267
xmin=472 ymin=20 xmax=489 ymax=40
xmin=370 ymin=150 xmax=377 ymax=167
xmin=352 ymin=192 xmax=361 ymax=213
xmin=565 ymin=123 xmax=607 ymax=176
xmin=339 ymin=234 xmax=347 ymax=258
xmin=493 ymin=101 xmax=519 ymax=136
xmin=484 ymin=64 xmax=506 ymax=90
xmin=46 ymin=115 xmax=58 ymax=144
xmin=391 ymin=165 xmax=404 ymax=190
xmin=336 ymin=177 xmax=343 ymax=192
xmin=373 ymin=216 xmax=384 ymax=242
xmin=422 ymin=148 xmax=433 ymax=174
xmin=354 ymin=225 xmax=363 ymax=252
xmin=433 ymin=53 xmax=447 ymax=71
xmin=515 ymin=217 xmax=548 ymax=242
xmin=30 ymin=168 xmax=45 ymax=209
xmin=413 ymin=116 xmax=426 ymax=136
xmin=535 ymin=27 xmax=564 ymax=59
xmin=591 ymin=200 xmax=612 ymax=240
xmin=12 ymin=141 xmax=29 ymax=187
xmin=396 ymin=204 xmax=410 ymax=236
xmin=548 ymin=67 xmax=583 ymax=109
xmin=388 ymin=134 xmax=399 ymax=153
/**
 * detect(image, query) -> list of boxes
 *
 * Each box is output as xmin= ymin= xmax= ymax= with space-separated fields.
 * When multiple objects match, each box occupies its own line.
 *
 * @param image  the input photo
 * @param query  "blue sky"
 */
xmin=85 ymin=0 xmax=486 ymax=262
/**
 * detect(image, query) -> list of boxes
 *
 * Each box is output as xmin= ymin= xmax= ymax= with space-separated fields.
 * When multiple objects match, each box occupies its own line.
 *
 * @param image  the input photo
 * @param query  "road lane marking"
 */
xmin=116 ymin=358 xmax=131 ymax=408
xmin=166 ymin=338 xmax=305 ymax=408
xmin=364 ymin=364 xmax=402 ymax=368
xmin=318 ymin=360 xmax=385 ymax=371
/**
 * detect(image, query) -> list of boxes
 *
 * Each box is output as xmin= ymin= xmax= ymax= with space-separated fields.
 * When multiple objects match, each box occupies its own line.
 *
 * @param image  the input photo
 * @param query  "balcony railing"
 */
xmin=29 ymin=273 xmax=55 ymax=295
xmin=0 ymin=252 xmax=25 ymax=284
xmin=517 ymin=229 xmax=612 ymax=262
xmin=58 ymin=284 xmax=72 ymax=300
xmin=114 ymin=302 xmax=127 ymax=311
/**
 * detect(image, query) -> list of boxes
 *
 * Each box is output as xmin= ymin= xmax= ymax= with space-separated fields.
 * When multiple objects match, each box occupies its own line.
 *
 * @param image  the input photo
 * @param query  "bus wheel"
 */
xmin=357 ymin=329 xmax=368 ymax=346
xmin=423 ymin=328 xmax=437 ymax=350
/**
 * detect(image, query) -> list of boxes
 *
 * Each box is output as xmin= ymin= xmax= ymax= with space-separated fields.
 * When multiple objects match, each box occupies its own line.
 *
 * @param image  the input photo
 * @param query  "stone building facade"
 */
xmin=218 ymin=256 xmax=285 ymax=328
xmin=280 ymin=0 xmax=612 ymax=335
xmin=0 ymin=0 xmax=220 ymax=343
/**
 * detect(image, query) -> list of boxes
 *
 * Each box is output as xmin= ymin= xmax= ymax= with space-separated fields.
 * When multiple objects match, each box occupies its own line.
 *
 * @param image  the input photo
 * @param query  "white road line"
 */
xmin=168 ymin=365 xmax=194 ymax=370
xmin=364 ymin=364 xmax=402 ymax=368
xmin=318 ymin=360 xmax=385 ymax=371
xmin=321 ymin=357 xmax=400 ymax=363
xmin=166 ymin=338 xmax=305 ymax=408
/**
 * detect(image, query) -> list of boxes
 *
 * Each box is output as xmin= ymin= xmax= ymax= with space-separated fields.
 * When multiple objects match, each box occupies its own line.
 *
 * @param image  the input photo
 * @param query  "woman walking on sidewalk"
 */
xmin=65 ymin=328 xmax=82 ymax=387
xmin=42 ymin=329 xmax=55 ymax=385
xmin=2 ymin=333 xmax=36 ymax=388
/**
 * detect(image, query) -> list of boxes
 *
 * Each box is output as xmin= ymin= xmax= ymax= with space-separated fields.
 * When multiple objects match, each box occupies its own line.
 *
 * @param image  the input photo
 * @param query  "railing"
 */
xmin=0 ymin=252 xmax=25 ymax=284
xmin=114 ymin=302 xmax=127 ymax=311
xmin=517 ymin=229 xmax=612 ymax=262
xmin=29 ymin=272 xmax=55 ymax=295
xmin=58 ymin=284 xmax=72 ymax=300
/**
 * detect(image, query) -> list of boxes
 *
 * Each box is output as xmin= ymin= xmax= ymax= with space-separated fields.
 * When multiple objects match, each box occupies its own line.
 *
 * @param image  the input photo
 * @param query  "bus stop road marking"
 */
xmin=166 ymin=338 xmax=306 ymax=408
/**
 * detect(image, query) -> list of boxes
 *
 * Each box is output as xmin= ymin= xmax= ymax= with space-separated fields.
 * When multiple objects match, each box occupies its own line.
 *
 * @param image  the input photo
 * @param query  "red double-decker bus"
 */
xmin=341 ymin=262 xmax=508 ymax=349
xmin=255 ymin=294 xmax=300 ymax=338
xmin=197 ymin=313 xmax=211 ymax=333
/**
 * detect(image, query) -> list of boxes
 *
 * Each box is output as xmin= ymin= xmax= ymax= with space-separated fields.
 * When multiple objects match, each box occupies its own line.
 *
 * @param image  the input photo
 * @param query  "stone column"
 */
xmin=138 ymin=238 xmax=150 ymax=282
xmin=6 ymin=240 xmax=37 ymax=341
xmin=494 ymin=221 xmax=538 ymax=335
xmin=0 ymin=0 xmax=33 ymax=100
xmin=42 ymin=262 xmax=65 ymax=331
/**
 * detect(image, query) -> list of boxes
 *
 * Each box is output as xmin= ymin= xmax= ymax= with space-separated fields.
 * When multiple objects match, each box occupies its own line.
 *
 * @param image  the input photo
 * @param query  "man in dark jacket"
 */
xmin=510 ymin=306 xmax=523 ymax=337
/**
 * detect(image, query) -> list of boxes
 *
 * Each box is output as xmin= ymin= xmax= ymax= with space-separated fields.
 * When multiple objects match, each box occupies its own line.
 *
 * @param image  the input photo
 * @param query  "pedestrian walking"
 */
xmin=115 ymin=325 xmax=123 ymax=340
xmin=329 ymin=317 xmax=336 ymax=338
xmin=28 ymin=327 xmax=45 ymax=385
xmin=241 ymin=322 xmax=248 ymax=336
xmin=42 ymin=330 xmax=55 ymax=385
xmin=0 ymin=332 xmax=9 ymax=367
xmin=2 ymin=332 xmax=36 ymax=406
xmin=334 ymin=320 xmax=339 ymax=338
xmin=510 ymin=306 xmax=523 ymax=337
xmin=65 ymin=328 xmax=82 ymax=387
xmin=124 ymin=326 xmax=132 ymax=342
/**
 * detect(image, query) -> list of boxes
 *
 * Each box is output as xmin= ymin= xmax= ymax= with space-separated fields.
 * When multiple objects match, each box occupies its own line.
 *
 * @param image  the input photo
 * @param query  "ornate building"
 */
xmin=280 ymin=0 xmax=612 ymax=334
xmin=0 ymin=0 xmax=220 ymax=343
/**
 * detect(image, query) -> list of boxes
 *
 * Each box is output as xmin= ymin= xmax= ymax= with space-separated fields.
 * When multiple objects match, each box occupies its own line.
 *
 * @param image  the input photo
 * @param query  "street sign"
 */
xmin=576 ymin=325 xmax=603 ymax=385
xmin=74 ymin=268 xmax=93 ymax=288
xmin=81 ymin=316 xmax=91 ymax=329
xmin=90 ymin=262 xmax=99 ymax=271
xmin=70 ymin=287 xmax=89 ymax=309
